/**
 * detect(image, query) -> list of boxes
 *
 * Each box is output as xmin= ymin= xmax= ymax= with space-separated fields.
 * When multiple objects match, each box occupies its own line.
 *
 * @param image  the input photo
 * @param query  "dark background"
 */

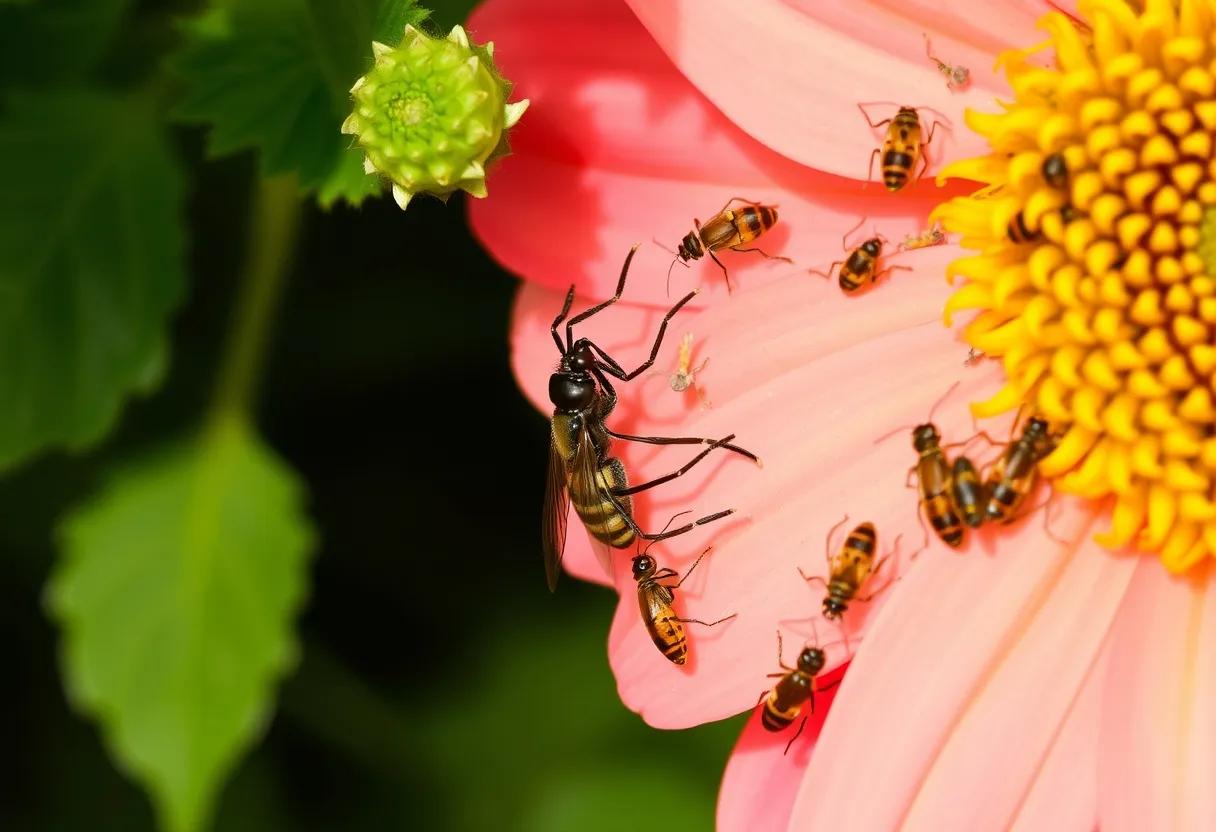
xmin=0 ymin=1 xmax=744 ymax=823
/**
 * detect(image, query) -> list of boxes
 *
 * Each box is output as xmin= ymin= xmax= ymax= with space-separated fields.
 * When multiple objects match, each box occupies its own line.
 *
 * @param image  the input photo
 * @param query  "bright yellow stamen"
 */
xmin=936 ymin=0 xmax=1216 ymax=573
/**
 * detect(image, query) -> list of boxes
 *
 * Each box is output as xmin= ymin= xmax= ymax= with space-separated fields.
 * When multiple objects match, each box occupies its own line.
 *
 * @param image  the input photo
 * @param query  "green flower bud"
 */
xmin=341 ymin=24 xmax=529 ymax=209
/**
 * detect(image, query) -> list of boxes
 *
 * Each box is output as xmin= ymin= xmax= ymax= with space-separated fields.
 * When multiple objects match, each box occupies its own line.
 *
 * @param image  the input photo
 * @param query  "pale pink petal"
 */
xmin=1099 ymin=560 xmax=1216 ymax=830
xmin=468 ymin=0 xmax=967 ymax=306
xmin=716 ymin=667 xmax=845 ymax=832
xmin=625 ymin=0 xmax=1046 ymax=179
xmin=788 ymin=504 xmax=1137 ymax=829
xmin=1009 ymin=643 xmax=1105 ymax=831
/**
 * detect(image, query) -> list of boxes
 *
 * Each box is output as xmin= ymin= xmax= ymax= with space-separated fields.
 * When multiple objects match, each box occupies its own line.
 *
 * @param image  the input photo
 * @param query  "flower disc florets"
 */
xmin=341 ymin=24 xmax=529 ymax=209
xmin=936 ymin=0 xmax=1216 ymax=572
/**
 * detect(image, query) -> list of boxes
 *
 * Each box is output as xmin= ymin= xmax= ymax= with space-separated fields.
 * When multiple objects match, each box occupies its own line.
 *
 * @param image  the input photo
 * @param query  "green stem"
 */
xmin=211 ymin=176 xmax=302 ymax=420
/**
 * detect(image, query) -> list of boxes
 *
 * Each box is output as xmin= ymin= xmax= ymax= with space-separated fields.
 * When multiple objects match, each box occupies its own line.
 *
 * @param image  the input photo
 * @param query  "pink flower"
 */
xmin=470 ymin=0 xmax=1216 ymax=828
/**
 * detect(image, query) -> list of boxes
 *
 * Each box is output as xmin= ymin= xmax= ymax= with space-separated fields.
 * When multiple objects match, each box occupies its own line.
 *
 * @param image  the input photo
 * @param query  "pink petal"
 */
xmin=1099 ymin=559 xmax=1216 ymax=830
xmin=468 ymin=0 xmax=967 ymax=306
xmin=510 ymin=248 xmax=997 ymax=598
xmin=788 ymin=503 xmax=1138 ymax=829
xmin=1009 ymin=643 xmax=1105 ymax=831
xmin=716 ymin=666 xmax=845 ymax=832
xmin=625 ymin=0 xmax=1045 ymax=179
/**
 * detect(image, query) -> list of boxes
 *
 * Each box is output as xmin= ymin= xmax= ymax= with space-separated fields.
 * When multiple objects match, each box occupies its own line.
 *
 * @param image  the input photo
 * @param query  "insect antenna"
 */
xmin=871 ymin=380 xmax=962 ymax=445
xmin=639 ymin=511 xmax=693 ymax=557
xmin=841 ymin=216 xmax=867 ymax=251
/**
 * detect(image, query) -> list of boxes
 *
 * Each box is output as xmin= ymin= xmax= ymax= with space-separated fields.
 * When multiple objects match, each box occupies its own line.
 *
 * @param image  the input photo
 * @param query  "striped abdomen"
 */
xmin=951 ymin=456 xmax=986 ymax=528
xmin=839 ymin=249 xmax=876 ymax=292
xmin=732 ymin=205 xmax=777 ymax=245
xmin=639 ymin=582 xmax=687 ymax=664
xmin=918 ymin=451 xmax=963 ymax=547
xmin=762 ymin=674 xmax=810 ymax=731
xmin=882 ymin=111 xmax=922 ymax=192
xmin=571 ymin=458 xmax=635 ymax=548
xmin=1007 ymin=211 xmax=1041 ymax=243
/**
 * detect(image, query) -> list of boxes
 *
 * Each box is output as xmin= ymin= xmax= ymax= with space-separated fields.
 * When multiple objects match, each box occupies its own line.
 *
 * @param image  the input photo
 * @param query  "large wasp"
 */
xmin=543 ymin=246 xmax=760 ymax=591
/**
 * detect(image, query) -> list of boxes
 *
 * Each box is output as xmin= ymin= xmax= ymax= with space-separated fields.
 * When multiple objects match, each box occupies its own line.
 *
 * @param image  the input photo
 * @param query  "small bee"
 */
xmin=984 ymin=416 xmax=1057 ymax=523
xmin=951 ymin=456 xmax=987 ymax=529
xmin=656 ymin=332 xmax=711 ymax=408
xmin=632 ymin=545 xmax=732 ymax=666
xmin=761 ymin=631 xmax=839 ymax=754
xmin=544 ymin=246 xmax=760 ymax=591
xmin=669 ymin=197 xmax=790 ymax=291
xmin=810 ymin=218 xmax=911 ymax=293
xmin=860 ymin=104 xmax=947 ymax=192
xmin=924 ymin=34 xmax=970 ymax=90
xmin=800 ymin=518 xmax=894 ymax=621
xmin=899 ymin=221 xmax=948 ymax=251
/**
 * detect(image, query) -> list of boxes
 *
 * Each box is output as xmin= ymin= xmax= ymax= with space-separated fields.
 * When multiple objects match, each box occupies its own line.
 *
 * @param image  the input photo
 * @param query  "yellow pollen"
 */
xmin=934 ymin=0 xmax=1216 ymax=573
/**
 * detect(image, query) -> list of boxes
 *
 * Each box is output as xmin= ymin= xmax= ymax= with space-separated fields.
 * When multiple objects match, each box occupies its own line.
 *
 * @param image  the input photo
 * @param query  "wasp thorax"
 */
xmin=549 ymin=372 xmax=595 ymax=411
xmin=798 ymin=647 xmax=826 ymax=674
xmin=631 ymin=555 xmax=656 ymax=579
xmin=911 ymin=423 xmax=940 ymax=452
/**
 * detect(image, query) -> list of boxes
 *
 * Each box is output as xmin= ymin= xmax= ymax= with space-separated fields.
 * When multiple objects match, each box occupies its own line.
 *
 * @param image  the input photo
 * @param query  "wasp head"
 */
xmin=677 ymin=231 xmax=703 ymax=261
xmin=861 ymin=237 xmax=883 ymax=257
xmin=631 ymin=554 xmax=657 ymax=580
xmin=911 ymin=423 xmax=941 ymax=452
xmin=821 ymin=598 xmax=846 ymax=620
xmin=797 ymin=646 xmax=826 ymax=675
xmin=549 ymin=340 xmax=597 ymax=411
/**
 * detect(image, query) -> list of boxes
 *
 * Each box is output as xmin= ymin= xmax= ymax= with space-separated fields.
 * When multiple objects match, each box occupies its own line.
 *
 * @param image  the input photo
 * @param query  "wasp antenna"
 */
xmin=872 ymin=422 xmax=915 ymax=446
xmin=927 ymin=379 xmax=963 ymax=425
xmin=842 ymin=216 xmax=867 ymax=251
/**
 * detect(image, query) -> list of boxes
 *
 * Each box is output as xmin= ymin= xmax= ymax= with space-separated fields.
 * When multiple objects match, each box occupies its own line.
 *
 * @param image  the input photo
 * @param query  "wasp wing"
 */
xmin=542 ymin=426 xmax=571 ymax=592
xmin=569 ymin=422 xmax=618 ymax=583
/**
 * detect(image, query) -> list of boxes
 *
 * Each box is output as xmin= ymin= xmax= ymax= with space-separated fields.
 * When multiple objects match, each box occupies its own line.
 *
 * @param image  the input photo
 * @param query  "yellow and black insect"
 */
xmin=984 ymin=416 xmax=1057 ymax=523
xmin=860 ymin=104 xmax=946 ymax=192
xmin=632 ymin=545 xmax=732 ymax=666
xmin=951 ymin=456 xmax=986 ymax=529
xmin=1041 ymin=152 xmax=1068 ymax=190
xmin=800 ymin=518 xmax=893 ymax=620
xmin=761 ymin=631 xmax=839 ymax=754
xmin=1008 ymin=155 xmax=1070 ymax=243
xmin=544 ymin=246 xmax=760 ymax=591
xmin=1007 ymin=211 xmax=1041 ymax=244
xmin=909 ymin=422 xmax=965 ymax=548
xmin=810 ymin=218 xmax=910 ymax=293
xmin=669 ymin=197 xmax=789 ymax=291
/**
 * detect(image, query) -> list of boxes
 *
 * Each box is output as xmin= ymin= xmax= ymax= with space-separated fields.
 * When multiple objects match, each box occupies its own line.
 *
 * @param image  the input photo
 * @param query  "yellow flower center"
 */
xmin=934 ymin=0 xmax=1216 ymax=572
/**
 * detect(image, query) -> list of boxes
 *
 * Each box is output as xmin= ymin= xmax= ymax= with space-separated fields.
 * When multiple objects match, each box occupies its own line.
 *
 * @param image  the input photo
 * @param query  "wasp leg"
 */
xmin=551 ymin=285 xmax=577 ymax=352
xmin=604 ymin=428 xmax=759 ymax=464
xmin=856 ymin=102 xmax=894 ymax=130
xmin=913 ymin=149 xmax=931 ymax=186
xmin=824 ymin=514 xmax=850 ymax=564
xmin=914 ymin=497 xmax=932 ymax=557
xmin=873 ymin=264 xmax=914 ymax=285
xmin=706 ymin=248 xmax=734 ymax=293
xmin=774 ymin=630 xmax=794 ymax=672
xmin=589 ymin=292 xmax=698 ymax=382
xmin=604 ymin=488 xmax=734 ymax=543
xmin=784 ymin=716 xmax=809 ymax=755
xmin=565 ymin=244 xmax=639 ymax=348
xmin=924 ymin=118 xmax=949 ymax=147
xmin=612 ymin=436 xmax=745 ymax=496
xmin=730 ymin=245 xmax=793 ymax=265
xmin=808 ymin=261 xmax=845 ymax=282
xmin=864 ymin=147 xmax=881 ymax=189
xmin=798 ymin=569 xmax=828 ymax=589
xmin=718 ymin=196 xmax=767 ymax=214
xmin=678 ymin=613 xmax=737 ymax=628
xmin=905 ymin=464 xmax=918 ymax=490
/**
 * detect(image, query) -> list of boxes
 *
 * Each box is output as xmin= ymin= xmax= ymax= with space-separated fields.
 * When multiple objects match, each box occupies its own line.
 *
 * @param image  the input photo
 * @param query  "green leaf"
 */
xmin=173 ymin=0 xmax=429 ymax=207
xmin=49 ymin=417 xmax=316 ymax=832
xmin=0 ymin=89 xmax=187 ymax=470
xmin=0 ymin=0 xmax=131 ymax=84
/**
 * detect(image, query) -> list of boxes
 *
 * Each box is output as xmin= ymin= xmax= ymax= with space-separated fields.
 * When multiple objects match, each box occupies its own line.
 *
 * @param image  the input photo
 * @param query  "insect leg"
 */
xmin=565 ymin=245 xmax=639 ymax=350
xmin=717 ymin=196 xmax=766 ymax=213
xmin=606 ymin=489 xmax=734 ymax=543
xmin=872 ymin=264 xmax=914 ymax=285
xmin=678 ymin=613 xmax=737 ymax=628
xmin=864 ymin=148 xmax=881 ymax=189
xmin=825 ymin=514 xmax=850 ymax=564
xmin=798 ymin=568 xmax=828 ymax=589
xmin=730 ymin=245 xmax=793 ymax=265
xmin=783 ymin=717 xmax=808 ymax=756
xmin=915 ymin=497 xmax=931 ymax=556
xmin=808 ymin=261 xmax=845 ymax=282
xmin=612 ymin=436 xmax=748 ymax=496
xmin=603 ymin=428 xmax=759 ymax=464
xmin=608 ymin=291 xmax=699 ymax=381
xmin=674 ymin=546 xmax=713 ymax=588
xmin=707 ymin=249 xmax=734 ymax=293
xmin=551 ymin=285 xmax=576 ymax=353
xmin=856 ymin=102 xmax=894 ymax=130
xmin=924 ymin=118 xmax=949 ymax=147
xmin=913 ymin=149 xmax=931 ymax=185
xmin=905 ymin=464 xmax=918 ymax=490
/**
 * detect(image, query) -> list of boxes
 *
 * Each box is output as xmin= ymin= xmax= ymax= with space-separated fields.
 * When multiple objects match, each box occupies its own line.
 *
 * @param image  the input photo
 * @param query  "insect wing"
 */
xmin=570 ymin=425 xmax=617 ymax=581
xmin=542 ymin=430 xmax=571 ymax=591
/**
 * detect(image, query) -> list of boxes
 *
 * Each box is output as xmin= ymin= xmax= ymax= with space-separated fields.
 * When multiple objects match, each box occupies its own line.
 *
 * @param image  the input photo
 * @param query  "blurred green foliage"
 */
xmin=0 ymin=0 xmax=745 ymax=828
